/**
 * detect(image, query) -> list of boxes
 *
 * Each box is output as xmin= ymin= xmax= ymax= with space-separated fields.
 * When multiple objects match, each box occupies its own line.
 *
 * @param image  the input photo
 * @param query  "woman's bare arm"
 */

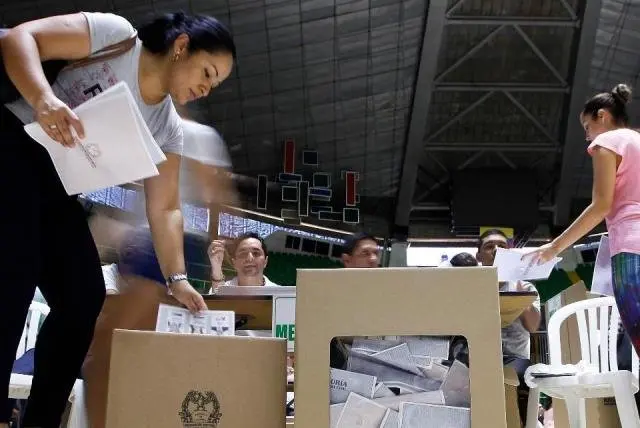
xmin=1 ymin=13 xmax=91 ymax=107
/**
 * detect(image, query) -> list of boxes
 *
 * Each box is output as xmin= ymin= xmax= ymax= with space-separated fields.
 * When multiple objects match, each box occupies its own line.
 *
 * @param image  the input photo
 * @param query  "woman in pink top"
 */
xmin=528 ymin=83 xmax=640 ymax=353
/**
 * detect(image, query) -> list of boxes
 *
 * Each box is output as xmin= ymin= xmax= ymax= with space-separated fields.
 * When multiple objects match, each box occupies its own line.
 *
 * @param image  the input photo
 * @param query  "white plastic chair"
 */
xmin=15 ymin=301 xmax=50 ymax=359
xmin=525 ymin=296 xmax=640 ymax=428
xmin=9 ymin=301 xmax=88 ymax=427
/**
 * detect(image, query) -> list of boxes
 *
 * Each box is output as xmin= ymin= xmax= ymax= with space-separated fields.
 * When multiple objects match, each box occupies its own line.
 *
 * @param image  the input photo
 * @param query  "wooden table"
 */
xmin=499 ymin=291 xmax=538 ymax=327
xmin=204 ymin=291 xmax=538 ymax=330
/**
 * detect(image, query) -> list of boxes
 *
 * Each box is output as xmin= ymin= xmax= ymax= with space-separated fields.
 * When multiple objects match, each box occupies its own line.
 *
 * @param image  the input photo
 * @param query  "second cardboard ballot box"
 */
xmin=105 ymin=329 xmax=287 ymax=428
xmin=293 ymin=267 xmax=508 ymax=428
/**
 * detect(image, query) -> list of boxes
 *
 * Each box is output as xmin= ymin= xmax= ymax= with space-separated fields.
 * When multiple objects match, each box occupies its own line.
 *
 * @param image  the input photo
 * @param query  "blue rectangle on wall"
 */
xmin=278 ymin=173 xmax=302 ymax=182
xmin=310 ymin=187 xmax=332 ymax=199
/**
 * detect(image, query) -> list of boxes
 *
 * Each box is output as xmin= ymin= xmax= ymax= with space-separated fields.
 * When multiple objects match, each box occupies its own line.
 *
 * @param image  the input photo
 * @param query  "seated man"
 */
xmin=331 ymin=233 xmax=381 ymax=369
xmin=476 ymin=229 xmax=541 ymax=424
xmin=208 ymin=232 xmax=281 ymax=292
xmin=340 ymin=232 xmax=380 ymax=269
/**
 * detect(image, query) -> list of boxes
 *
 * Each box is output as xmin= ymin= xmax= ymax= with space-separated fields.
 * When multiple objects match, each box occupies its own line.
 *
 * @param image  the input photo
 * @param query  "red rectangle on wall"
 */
xmin=284 ymin=139 xmax=295 ymax=174
xmin=345 ymin=171 xmax=357 ymax=206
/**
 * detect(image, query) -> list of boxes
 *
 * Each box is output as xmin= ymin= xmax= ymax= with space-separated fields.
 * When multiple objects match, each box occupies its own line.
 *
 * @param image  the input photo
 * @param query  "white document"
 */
xmin=24 ymin=82 xmax=166 ymax=195
xmin=440 ymin=360 xmax=471 ymax=408
xmin=404 ymin=336 xmax=450 ymax=359
xmin=399 ymin=403 xmax=470 ymax=428
xmin=330 ymin=368 xmax=377 ymax=404
xmin=330 ymin=404 xmax=344 ymax=428
xmin=335 ymin=393 xmax=388 ymax=428
xmin=372 ymin=344 xmax=422 ymax=375
xmin=418 ymin=361 xmax=450 ymax=382
xmin=156 ymin=304 xmax=235 ymax=336
xmin=371 ymin=390 xmax=445 ymax=412
xmin=381 ymin=409 xmax=399 ymax=428
xmin=352 ymin=338 xmax=401 ymax=354
xmin=494 ymin=247 xmax=562 ymax=282
xmin=591 ymin=235 xmax=613 ymax=296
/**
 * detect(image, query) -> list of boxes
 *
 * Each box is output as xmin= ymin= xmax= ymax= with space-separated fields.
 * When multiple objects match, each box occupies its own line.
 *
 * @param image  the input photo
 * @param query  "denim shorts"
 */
xmin=117 ymin=227 xmax=165 ymax=285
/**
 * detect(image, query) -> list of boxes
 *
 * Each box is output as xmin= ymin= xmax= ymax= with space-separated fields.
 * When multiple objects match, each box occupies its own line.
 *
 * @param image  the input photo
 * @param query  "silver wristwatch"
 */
xmin=166 ymin=273 xmax=188 ymax=287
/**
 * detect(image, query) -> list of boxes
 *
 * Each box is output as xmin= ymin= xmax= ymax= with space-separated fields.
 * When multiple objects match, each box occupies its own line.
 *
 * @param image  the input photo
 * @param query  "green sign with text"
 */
xmin=272 ymin=296 xmax=296 ymax=352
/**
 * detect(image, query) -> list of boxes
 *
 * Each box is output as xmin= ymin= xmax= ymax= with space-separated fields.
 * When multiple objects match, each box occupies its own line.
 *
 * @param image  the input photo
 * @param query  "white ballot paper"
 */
xmin=494 ymin=247 xmax=562 ymax=282
xmin=381 ymin=409 xmax=399 ymax=428
xmin=591 ymin=235 xmax=614 ymax=296
xmin=335 ymin=393 xmax=388 ymax=428
xmin=155 ymin=304 xmax=235 ymax=336
xmin=399 ymin=403 xmax=470 ymax=428
xmin=24 ymin=82 xmax=166 ymax=195
xmin=330 ymin=368 xmax=377 ymax=404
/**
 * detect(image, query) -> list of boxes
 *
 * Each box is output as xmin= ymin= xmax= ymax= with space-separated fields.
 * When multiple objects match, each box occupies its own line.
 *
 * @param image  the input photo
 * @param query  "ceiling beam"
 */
xmin=425 ymin=144 xmax=559 ymax=152
xmin=446 ymin=17 xmax=579 ymax=27
xmin=436 ymin=83 xmax=569 ymax=93
xmin=554 ymin=0 xmax=602 ymax=226
xmin=393 ymin=0 xmax=448 ymax=231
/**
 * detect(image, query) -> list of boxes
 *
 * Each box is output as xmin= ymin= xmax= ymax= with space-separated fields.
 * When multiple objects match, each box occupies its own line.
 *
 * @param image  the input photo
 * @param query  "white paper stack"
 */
xmin=329 ymin=335 xmax=472 ymax=427
xmin=155 ymin=303 xmax=235 ymax=336
xmin=24 ymin=82 xmax=166 ymax=195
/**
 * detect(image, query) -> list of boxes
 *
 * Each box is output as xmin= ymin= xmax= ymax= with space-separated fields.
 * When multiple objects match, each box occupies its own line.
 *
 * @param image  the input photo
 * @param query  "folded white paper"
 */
xmin=24 ymin=82 xmax=166 ymax=195
xmin=373 ymin=383 xmax=396 ymax=398
xmin=494 ymin=247 xmax=562 ymax=282
xmin=335 ymin=393 xmax=388 ymax=428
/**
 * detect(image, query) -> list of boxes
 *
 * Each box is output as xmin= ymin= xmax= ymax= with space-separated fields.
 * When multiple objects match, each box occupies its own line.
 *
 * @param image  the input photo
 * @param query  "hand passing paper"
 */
xmin=493 ymin=247 xmax=561 ymax=282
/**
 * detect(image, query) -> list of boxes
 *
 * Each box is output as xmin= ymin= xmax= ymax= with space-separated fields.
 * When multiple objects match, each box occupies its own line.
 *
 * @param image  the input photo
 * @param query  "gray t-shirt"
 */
xmin=500 ymin=280 xmax=541 ymax=359
xmin=6 ymin=12 xmax=183 ymax=155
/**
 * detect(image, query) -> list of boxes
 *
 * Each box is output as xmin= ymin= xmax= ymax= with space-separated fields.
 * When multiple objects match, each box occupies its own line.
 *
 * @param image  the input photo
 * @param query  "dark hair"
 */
xmin=478 ymin=229 xmax=508 ymax=249
xmin=582 ymin=83 xmax=632 ymax=125
xmin=450 ymin=252 xmax=478 ymax=267
xmin=138 ymin=12 xmax=236 ymax=58
xmin=232 ymin=232 xmax=267 ymax=257
xmin=342 ymin=232 xmax=377 ymax=256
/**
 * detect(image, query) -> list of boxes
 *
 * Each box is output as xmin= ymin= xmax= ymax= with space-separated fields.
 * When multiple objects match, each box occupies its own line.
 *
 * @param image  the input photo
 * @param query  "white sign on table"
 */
xmin=273 ymin=296 xmax=296 ymax=352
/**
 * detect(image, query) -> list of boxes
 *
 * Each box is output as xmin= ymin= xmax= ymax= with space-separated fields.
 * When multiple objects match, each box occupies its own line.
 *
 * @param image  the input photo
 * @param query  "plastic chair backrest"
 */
xmin=547 ymin=296 xmax=639 ymax=377
xmin=16 ymin=301 xmax=50 ymax=360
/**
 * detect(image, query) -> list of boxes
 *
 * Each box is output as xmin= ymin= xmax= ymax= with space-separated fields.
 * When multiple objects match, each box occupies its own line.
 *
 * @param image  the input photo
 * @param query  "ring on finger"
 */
xmin=49 ymin=124 xmax=58 ymax=130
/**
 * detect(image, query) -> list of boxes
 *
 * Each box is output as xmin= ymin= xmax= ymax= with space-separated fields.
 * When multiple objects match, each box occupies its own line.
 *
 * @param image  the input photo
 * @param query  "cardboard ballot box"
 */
xmin=293 ymin=267 xmax=507 ymax=428
xmin=105 ymin=329 xmax=287 ymax=428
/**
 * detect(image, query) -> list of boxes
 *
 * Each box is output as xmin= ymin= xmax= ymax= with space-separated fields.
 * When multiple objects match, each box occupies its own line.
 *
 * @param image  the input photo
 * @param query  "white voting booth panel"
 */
xmin=293 ymin=267 xmax=507 ymax=428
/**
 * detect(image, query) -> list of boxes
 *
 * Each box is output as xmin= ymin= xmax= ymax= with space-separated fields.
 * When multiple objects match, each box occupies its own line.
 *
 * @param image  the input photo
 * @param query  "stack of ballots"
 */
xmin=329 ymin=336 xmax=470 ymax=428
